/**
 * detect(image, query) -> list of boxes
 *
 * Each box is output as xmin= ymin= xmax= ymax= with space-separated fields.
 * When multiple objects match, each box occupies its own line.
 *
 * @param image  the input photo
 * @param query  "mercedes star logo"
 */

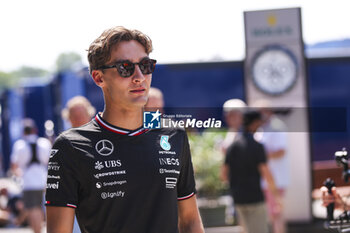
xmin=95 ymin=140 xmax=114 ymax=156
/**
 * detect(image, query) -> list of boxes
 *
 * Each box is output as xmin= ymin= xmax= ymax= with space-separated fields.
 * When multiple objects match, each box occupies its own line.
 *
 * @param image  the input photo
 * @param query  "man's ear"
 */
xmin=91 ymin=70 xmax=104 ymax=87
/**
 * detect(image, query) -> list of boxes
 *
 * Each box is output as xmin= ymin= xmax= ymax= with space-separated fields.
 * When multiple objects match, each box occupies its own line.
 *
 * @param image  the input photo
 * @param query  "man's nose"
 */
xmin=132 ymin=65 xmax=146 ymax=83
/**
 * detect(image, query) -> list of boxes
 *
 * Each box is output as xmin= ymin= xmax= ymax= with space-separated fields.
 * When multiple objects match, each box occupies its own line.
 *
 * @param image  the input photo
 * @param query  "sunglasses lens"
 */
xmin=139 ymin=59 xmax=156 ymax=75
xmin=118 ymin=62 xmax=135 ymax=77
xmin=115 ymin=59 xmax=156 ymax=77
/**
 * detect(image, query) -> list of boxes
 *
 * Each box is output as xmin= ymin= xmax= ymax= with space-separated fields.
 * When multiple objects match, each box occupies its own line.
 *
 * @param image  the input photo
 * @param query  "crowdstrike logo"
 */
xmin=94 ymin=170 xmax=126 ymax=179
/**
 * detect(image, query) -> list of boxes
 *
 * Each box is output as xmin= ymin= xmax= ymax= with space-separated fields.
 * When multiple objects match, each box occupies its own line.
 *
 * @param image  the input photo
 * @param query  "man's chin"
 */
xmin=131 ymin=98 xmax=147 ymax=108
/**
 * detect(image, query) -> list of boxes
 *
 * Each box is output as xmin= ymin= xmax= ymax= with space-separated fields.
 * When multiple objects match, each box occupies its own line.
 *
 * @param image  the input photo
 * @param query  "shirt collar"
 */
xmin=94 ymin=114 xmax=149 ymax=136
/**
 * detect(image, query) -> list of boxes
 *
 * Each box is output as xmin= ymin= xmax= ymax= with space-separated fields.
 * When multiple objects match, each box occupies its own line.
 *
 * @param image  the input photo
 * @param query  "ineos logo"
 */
xmin=95 ymin=140 xmax=114 ymax=156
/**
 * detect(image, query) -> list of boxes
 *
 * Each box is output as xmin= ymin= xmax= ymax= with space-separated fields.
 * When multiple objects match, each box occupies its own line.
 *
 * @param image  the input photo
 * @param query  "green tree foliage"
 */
xmin=11 ymin=66 xmax=49 ymax=78
xmin=0 ymin=71 xmax=17 ymax=88
xmin=55 ymin=52 xmax=82 ymax=72
xmin=188 ymin=131 xmax=228 ymax=197
xmin=0 ymin=65 xmax=50 ymax=89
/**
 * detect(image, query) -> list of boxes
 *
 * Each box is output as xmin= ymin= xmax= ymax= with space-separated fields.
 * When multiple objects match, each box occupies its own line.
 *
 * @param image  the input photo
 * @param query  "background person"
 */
xmin=220 ymin=99 xmax=246 ymax=154
xmin=221 ymin=110 xmax=280 ymax=233
xmin=254 ymin=100 xmax=289 ymax=233
xmin=61 ymin=96 xmax=96 ymax=128
xmin=219 ymin=98 xmax=246 ymax=224
xmin=321 ymin=186 xmax=345 ymax=210
xmin=144 ymin=87 xmax=164 ymax=111
xmin=61 ymin=95 xmax=96 ymax=233
xmin=10 ymin=118 xmax=51 ymax=233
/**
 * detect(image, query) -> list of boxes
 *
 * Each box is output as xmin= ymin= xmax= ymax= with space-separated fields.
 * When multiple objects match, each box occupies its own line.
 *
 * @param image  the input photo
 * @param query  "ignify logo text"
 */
xmin=101 ymin=191 xmax=125 ymax=199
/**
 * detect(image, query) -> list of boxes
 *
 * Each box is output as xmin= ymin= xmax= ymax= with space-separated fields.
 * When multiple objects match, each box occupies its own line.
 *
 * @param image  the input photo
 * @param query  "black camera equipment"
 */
xmin=325 ymin=148 xmax=350 ymax=232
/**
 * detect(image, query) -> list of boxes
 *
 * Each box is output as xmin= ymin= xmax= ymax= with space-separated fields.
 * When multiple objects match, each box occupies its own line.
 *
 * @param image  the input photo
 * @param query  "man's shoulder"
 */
xmin=247 ymin=135 xmax=264 ymax=149
xmin=266 ymin=116 xmax=287 ymax=132
xmin=231 ymin=134 xmax=263 ymax=148
xmin=61 ymin=120 xmax=99 ymax=137
xmin=12 ymin=139 xmax=27 ymax=151
xmin=37 ymin=137 xmax=52 ymax=147
xmin=54 ymin=121 xmax=100 ymax=145
xmin=13 ymin=138 xmax=26 ymax=146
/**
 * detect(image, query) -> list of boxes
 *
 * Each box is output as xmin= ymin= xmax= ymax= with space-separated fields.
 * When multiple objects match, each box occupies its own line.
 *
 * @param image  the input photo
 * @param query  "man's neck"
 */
xmin=101 ymin=107 xmax=143 ymax=131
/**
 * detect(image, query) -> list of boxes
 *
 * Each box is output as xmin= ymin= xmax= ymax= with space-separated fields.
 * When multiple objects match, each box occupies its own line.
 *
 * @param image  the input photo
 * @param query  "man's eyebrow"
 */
xmin=111 ymin=56 xmax=150 ymax=64
xmin=111 ymin=59 xmax=130 ymax=64
xmin=140 ymin=56 xmax=150 ymax=61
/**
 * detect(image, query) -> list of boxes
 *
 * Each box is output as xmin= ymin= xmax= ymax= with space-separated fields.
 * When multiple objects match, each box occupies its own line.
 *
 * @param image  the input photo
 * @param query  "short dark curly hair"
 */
xmin=87 ymin=26 xmax=153 ymax=74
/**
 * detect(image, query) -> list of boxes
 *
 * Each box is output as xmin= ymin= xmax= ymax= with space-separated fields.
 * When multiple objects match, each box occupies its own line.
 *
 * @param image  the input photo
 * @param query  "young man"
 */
xmin=45 ymin=26 xmax=204 ymax=233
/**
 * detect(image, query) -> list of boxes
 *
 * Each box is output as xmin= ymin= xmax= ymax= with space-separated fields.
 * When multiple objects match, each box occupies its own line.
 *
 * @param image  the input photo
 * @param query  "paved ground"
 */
xmin=0 ymin=226 xmax=243 ymax=233
xmin=206 ymin=226 xmax=242 ymax=232
xmin=0 ymin=221 xmax=332 ymax=233
xmin=0 ymin=229 xmax=39 ymax=233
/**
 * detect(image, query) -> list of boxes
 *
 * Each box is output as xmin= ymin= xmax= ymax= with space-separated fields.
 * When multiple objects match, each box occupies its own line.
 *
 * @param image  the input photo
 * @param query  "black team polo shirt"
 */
xmin=46 ymin=114 xmax=196 ymax=233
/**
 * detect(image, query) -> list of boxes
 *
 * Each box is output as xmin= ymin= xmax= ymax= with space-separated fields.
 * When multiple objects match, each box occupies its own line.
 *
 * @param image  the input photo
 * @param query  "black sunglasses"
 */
xmin=98 ymin=57 xmax=157 ymax=78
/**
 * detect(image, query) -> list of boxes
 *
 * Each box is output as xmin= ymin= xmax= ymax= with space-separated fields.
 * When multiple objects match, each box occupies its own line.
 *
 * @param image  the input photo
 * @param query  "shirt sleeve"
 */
xmin=272 ymin=132 xmax=287 ymax=150
xmin=45 ymin=135 xmax=80 ymax=209
xmin=177 ymin=132 xmax=196 ymax=201
xmin=38 ymin=137 xmax=52 ymax=165
xmin=224 ymin=143 xmax=235 ymax=165
xmin=10 ymin=141 xmax=20 ymax=164
xmin=256 ymin=142 xmax=267 ymax=165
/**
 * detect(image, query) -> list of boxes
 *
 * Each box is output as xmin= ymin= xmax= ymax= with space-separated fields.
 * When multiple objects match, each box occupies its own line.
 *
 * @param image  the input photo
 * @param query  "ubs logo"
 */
xmin=95 ymin=161 xmax=104 ymax=170
xmin=95 ymin=140 xmax=114 ymax=156
xmin=95 ymin=160 xmax=122 ymax=170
